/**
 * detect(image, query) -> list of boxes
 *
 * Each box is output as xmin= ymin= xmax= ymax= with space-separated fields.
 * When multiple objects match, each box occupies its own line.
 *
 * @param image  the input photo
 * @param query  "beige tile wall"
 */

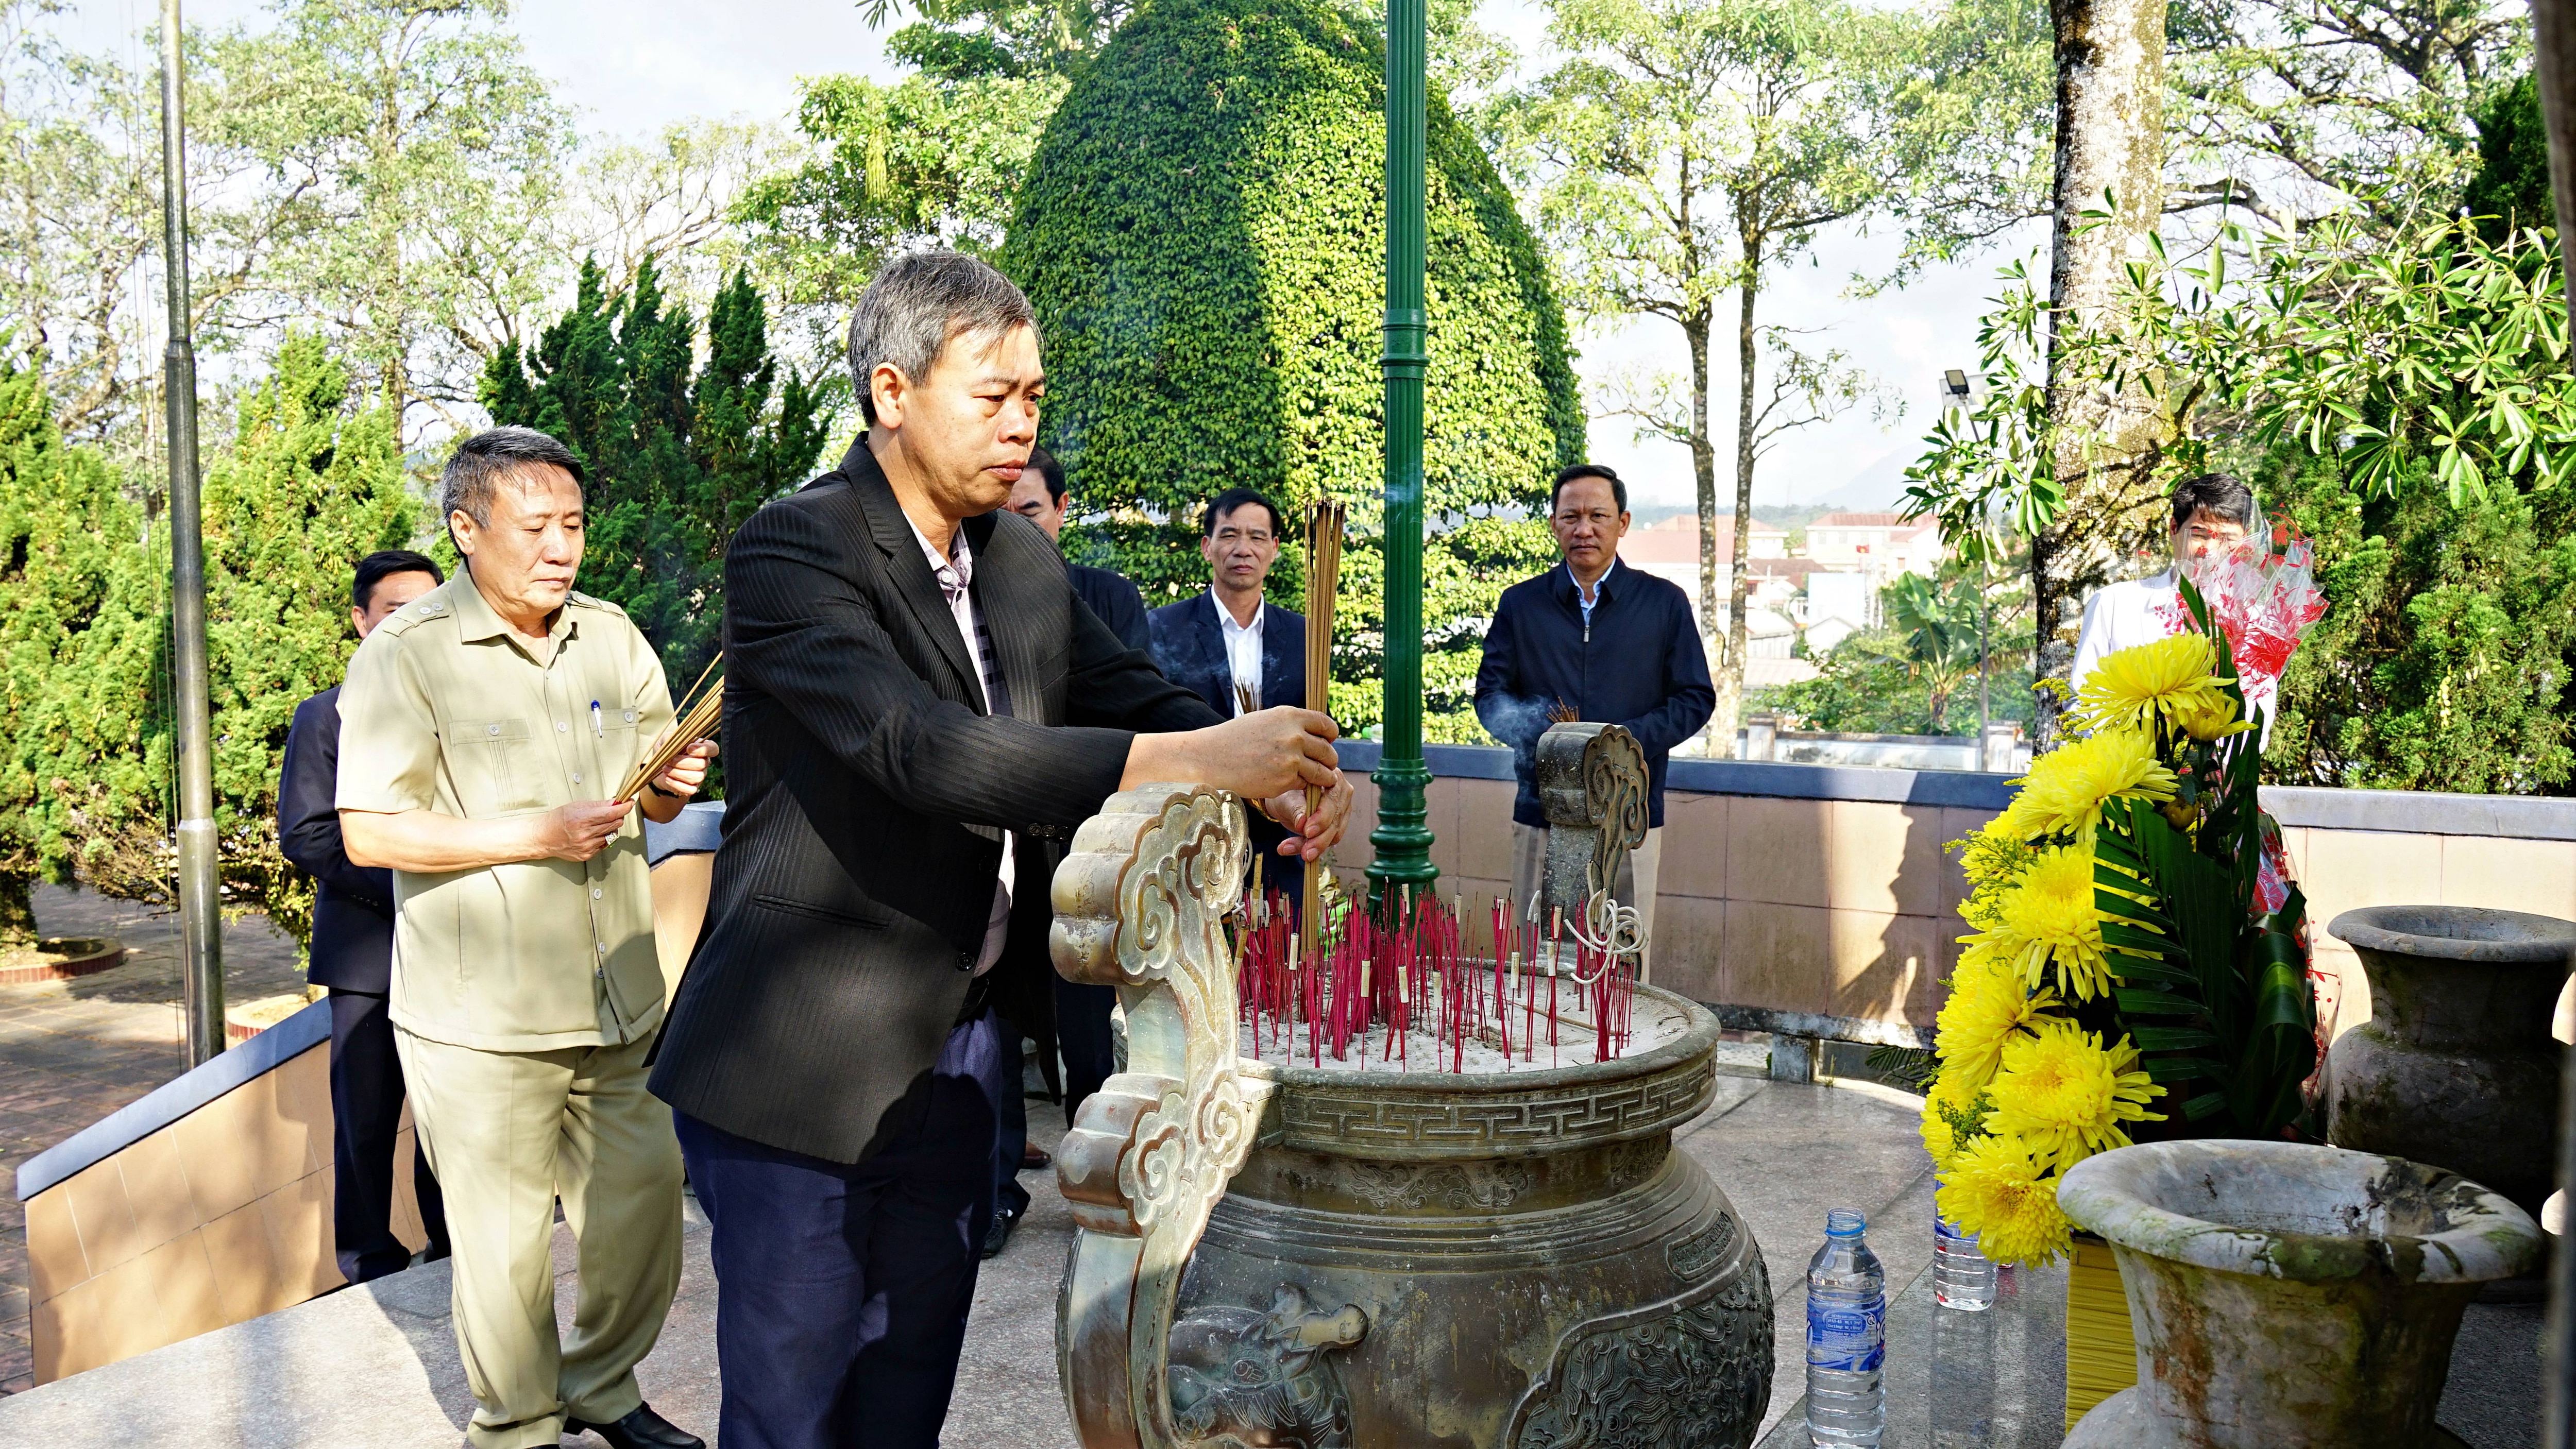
xmin=1355 ymin=777 xmax=2576 ymax=1043
xmin=25 ymin=1037 xmax=429 ymax=1384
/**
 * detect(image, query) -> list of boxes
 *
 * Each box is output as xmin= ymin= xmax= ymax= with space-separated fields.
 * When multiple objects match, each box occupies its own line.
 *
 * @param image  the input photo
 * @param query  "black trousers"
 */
xmin=327 ymin=988 xmax=448 ymax=1282
xmin=990 ymin=1014 xmax=1031 ymax=1218
xmin=1052 ymin=977 xmax=1117 ymax=1129
xmin=676 ymin=1011 xmax=999 ymax=1449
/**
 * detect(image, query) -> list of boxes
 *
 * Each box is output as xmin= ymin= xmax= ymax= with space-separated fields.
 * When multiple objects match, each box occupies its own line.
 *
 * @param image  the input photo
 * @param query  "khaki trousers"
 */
xmin=1510 ymin=822 xmax=1665 ymax=982
xmin=395 ymin=1028 xmax=685 ymax=1449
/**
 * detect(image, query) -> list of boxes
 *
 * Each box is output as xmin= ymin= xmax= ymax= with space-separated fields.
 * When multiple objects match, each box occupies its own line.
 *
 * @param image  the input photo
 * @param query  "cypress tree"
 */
xmin=0 ymin=353 xmax=136 ymax=947
xmin=999 ymin=0 xmax=1583 ymax=737
xmin=25 ymin=334 xmax=418 ymax=951
xmin=485 ymin=261 xmax=833 ymax=691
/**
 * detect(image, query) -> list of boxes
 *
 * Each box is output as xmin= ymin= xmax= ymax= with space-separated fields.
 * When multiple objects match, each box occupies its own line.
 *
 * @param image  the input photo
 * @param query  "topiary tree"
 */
xmin=43 ymin=333 xmax=422 ymax=947
xmin=0 ymin=351 xmax=137 ymax=948
xmin=999 ymin=0 xmax=1583 ymax=736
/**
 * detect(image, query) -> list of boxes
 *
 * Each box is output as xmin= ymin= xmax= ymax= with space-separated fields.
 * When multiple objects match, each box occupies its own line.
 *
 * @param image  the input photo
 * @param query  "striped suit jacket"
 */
xmin=648 ymin=437 xmax=1221 ymax=1164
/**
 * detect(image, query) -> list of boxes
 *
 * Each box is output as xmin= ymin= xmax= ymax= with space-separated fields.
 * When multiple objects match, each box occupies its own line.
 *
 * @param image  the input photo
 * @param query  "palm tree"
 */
xmin=1861 ymin=573 xmax=1988 ymax=732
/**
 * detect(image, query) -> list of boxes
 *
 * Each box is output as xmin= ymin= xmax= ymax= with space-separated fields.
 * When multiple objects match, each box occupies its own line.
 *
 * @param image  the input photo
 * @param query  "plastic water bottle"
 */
xmin=1806 ymin=1207 xmax=1886 ymax=1447
xmin=1934 ymin=1213 xmax=1996 ymax=1311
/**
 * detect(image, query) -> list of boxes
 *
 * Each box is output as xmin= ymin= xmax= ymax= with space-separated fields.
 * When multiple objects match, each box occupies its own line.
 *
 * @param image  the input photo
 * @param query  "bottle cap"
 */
xmin=1826 ymin=1208 xmax=1866 ymax=1237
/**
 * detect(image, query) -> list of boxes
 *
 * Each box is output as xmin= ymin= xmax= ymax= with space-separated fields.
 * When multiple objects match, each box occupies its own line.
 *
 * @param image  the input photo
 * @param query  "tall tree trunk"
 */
xmin=2033 ymin=0 xmax=2167 ymax=747
xmin=0 ymin=872 xmax=35 ymax=950
xmin=1716 ymin=248 xmax=1762 ymax=750
xmin=1687 ymin=310 xmax=1720 ymax=724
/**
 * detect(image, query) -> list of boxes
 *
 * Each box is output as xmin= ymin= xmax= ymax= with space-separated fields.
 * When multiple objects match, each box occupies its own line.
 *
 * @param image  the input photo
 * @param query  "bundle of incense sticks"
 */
xmin=616 ymin=654 xmax=724 ymax=803
xmin=1233 ymin=887 xmax=1638 ymax=1072
xmin=1299 ymin=499 xmax=1346 ymax=976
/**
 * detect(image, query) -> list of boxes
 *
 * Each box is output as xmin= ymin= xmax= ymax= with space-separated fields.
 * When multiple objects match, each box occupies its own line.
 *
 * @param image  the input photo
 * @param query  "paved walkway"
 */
xmin=0 ymin=1071 xmax=1936 ymax=1446
xmin=0 ymin=885 xmax=308 ymax=1393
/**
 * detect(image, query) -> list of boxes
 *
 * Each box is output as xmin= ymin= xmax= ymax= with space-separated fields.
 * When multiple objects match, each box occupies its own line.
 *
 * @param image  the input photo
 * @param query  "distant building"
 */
xmin=1804 ymin=571 xmax=1876 ymax=654
xmin=1617 ymin=514 xmax=1792 ymax=601
xmin=1805 ymin=512 xmax=1945 ymax=581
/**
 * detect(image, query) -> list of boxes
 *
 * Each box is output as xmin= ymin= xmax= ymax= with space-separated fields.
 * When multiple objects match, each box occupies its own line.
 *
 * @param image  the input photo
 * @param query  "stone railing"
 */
xmin=1330 ymin=742 xmax=2576 ymax=1049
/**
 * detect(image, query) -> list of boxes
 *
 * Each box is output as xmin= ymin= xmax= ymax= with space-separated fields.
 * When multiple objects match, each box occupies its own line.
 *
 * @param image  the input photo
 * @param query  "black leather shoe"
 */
xmin=566 ymin=1403 xmax=703 ymax=1449
xmin=981 ymin=1205 xmax=1022 ymax=1259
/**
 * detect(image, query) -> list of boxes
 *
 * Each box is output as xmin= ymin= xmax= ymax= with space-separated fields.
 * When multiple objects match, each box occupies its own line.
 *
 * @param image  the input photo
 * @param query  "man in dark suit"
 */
xmin=1005 ymin=445 xmax=1148 ymax=650
xmin=647 ymin=251 xmax=1353 ymax=1449
xmin=276 ymin=549 xmax=452 ymax=1284
xmin=1149 ymin=486 xmax=1307 ymax=887
xmin=987 ymin=442 xmax=1156 ymax=1250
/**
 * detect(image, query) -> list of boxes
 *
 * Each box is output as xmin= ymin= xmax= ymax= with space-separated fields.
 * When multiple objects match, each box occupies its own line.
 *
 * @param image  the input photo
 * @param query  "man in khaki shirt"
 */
xmin=338 ymin=427 xmax=714 ymax=1449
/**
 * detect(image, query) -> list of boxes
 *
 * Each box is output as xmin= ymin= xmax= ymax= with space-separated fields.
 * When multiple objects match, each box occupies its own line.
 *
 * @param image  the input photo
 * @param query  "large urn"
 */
xmin=1173 ymin=984 xmax=1772 ymax=1447
xmin=2057 ymin=1140 xmax=2541 ymax=1449
xmin=1049 ymin=733 xmax=1773 ymax=1449
xmin=2325 ymin=905 xmax=2576 ymax=1213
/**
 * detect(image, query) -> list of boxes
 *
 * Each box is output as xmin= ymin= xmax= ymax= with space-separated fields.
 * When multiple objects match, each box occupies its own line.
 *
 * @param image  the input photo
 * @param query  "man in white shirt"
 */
xmin=2070 ymin=472 xmax=2273 ymax=726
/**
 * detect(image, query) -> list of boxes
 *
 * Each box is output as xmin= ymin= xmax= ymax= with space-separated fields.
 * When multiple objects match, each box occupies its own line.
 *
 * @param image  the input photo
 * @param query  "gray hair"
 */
xmin=441 ymin=426 xmax=586 ymax=531
xmin=845 ymin=250 xmax=1039 ymax=425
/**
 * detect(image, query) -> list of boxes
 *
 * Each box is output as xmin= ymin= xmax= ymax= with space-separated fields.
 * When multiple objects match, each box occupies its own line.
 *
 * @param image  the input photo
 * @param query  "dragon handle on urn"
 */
xmin=1050 ymin=785 xmax=1367 ymax=1449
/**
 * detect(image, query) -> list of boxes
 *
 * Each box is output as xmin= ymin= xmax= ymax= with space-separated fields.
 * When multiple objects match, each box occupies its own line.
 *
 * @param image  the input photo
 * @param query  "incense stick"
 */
xmin=1300 ymin=499 xmax=1345 ymax=976
xmin=616 ymin=653 xmax=724 ymax=804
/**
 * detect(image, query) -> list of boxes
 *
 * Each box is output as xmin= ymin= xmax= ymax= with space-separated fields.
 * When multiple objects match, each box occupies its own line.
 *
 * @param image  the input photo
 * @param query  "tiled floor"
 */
xmin=0 ymin=885 xmax=307 ymax=1393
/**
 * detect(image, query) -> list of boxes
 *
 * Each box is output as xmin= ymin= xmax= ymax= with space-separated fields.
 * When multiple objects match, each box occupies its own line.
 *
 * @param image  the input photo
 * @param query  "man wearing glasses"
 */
xmin=1475 ymin=464 xmax=1713 ymax=978
xmin=1149 ymin=487 xmax=1308 ymax=877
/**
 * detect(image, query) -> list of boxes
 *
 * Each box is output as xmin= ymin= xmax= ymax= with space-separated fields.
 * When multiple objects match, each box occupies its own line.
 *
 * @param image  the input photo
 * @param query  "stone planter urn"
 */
xmin=2057 ymin=1139 xmax=2541 ymax=1449
xmin=2325 ymin=905 xmax=2576 ymax=1213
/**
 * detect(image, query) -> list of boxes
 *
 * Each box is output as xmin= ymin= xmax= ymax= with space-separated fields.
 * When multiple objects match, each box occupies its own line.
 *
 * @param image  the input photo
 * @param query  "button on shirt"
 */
xmin=910 ymin=518 xmax=1015 ymax=977
xmin=334 ymin=574 xmax=675 ymax=1051
xmin=1217 ymin=595 xmax=1264 ymax=717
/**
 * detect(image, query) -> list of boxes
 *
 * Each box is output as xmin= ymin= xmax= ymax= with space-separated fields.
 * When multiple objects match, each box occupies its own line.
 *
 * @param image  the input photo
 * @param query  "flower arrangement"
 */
xmin=1915 ymin=575 xmax=2323 ymax=1267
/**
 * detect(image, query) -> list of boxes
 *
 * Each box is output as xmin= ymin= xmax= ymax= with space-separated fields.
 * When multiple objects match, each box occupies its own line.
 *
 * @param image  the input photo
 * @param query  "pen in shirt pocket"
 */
xmin=590 ymin=700 xmax=604 ymax=738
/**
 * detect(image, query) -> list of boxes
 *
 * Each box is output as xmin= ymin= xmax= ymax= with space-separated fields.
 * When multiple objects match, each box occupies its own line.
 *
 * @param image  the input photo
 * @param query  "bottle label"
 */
xmin=1807 ymin=1297 xmax=1886 ymax=1371
xmin=1936 ymin=1216 xmax=1970 ymax=1246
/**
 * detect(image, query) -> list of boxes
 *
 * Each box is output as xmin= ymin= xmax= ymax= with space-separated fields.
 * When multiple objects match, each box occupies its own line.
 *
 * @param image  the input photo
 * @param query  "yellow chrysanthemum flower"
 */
xmin=1920 ymin=1103 xmax=1963 ymax=1169
xmin=1960 ymin=845 xmax=2119 ymax=1000
xmin=2174 ymin=691 xmax=2255 ymax=743
xmin=1936 ymin=1133 xmax=2074 ymax=1267
xmin=2009 ymin=728 xmax=2179 ymax=843
xmin=2075 ymin=633 xmax=2236 ymax=737
xmin=1932 ymin=954 xmax=2058 ymax=1089
xmin=1985 ymin=1019 xmax=2166 ymax=1174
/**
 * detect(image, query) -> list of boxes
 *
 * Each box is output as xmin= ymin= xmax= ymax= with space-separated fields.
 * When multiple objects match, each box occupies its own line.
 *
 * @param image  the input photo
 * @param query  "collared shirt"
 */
xmin=1215 ymin=593 xmax=1264 ymax=716
xmin=335 ymin=573 xmax=675 ymax=1052
xmin=908 ymin=517 xmax=1014 ymax=977
xmin=2073 ymin=569 xmax=2277 ymax=741
xmin=1566 ymin=559 xmax=1618 ymax=630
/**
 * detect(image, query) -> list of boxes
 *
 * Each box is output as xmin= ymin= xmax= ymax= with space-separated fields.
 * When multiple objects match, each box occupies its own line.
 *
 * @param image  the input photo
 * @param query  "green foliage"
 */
xmin=732 ymin=71 xmax=1064 ymax=321
xmin=2262 ymin=447 xmax=2576 ymax=792
xmin=1001 ymin=0 xmax=1583 ymax=735
xmin=0 ymin=347 xmax=137 ymax=943
xmin=484 ymin=260 xmax=835 ymax=697
xmin=2465 ymin=70 xmax=2553 ymax=241
xmin=28 ymin=336 xmax=421 ymax=948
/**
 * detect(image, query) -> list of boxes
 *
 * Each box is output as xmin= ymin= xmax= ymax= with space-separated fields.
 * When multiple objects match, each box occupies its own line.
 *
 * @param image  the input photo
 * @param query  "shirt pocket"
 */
xmin=449 ymin=718 xmax=550 ymax=815
xmin=597 ymin=705 xmax=641 ymax=796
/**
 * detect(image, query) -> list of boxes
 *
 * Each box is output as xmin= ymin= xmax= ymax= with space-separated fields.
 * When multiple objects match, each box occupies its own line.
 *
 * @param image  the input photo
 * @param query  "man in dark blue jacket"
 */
xmin=1475 ymin=465 xmax=1712 ymax=977
xmin=278 ymin=549 xmax=454 ymax=1283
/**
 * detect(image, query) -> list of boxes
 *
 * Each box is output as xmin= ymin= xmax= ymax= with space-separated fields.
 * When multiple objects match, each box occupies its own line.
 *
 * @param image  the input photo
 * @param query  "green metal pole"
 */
xmin=1367 ymin=0 xmax=1437 ymax=909
xmin=161 ymin=0 xmax=223 ymax=1064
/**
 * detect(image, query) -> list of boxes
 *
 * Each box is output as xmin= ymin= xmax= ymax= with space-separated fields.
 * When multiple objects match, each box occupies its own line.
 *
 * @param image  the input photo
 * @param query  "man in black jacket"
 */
xmin=648 ymin=251 xmax=1352 ymax=1449
xmin=1475 ymin=465 xmax=1713 ymax=977
xmin=276 ymin=549 xmax=452 ymax=1283
xmin=1005 ymin=445 xmax=1148 ymax=650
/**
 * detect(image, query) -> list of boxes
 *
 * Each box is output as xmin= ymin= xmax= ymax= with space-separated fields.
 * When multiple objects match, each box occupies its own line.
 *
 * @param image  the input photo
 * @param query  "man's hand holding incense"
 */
xmin=1121 ymin=705 xmax=1351 ymax=858
xmin=637 ymin=731 xmax=718 ymax=825
xmin=1262 ymin=772 xmax=1354 ymax=862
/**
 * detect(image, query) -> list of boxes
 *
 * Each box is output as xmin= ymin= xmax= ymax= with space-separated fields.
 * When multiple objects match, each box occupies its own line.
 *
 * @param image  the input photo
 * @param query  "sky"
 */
xmin=67 ymin=0 xmax=2035 ymax=515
